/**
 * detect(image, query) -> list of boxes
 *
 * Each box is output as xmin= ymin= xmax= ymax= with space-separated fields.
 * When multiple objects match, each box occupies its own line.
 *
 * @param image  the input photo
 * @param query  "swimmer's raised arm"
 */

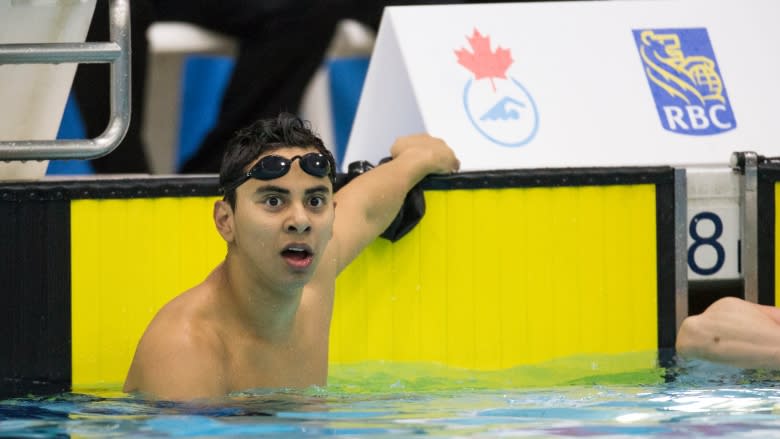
xmin=330 ymin=134 xmax=459 ymax=272
xmin=676 ymin=296 xmax=780 ymax=369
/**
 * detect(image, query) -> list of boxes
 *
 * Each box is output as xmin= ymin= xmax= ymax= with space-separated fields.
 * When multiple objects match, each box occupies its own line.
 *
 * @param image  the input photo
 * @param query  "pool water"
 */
xmin=3 ymin=358 xmax=780 ymax=438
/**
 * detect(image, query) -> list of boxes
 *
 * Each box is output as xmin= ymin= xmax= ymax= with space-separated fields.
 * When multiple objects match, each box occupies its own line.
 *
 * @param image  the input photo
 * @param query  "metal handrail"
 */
xmin=0 ymin=0 xmax=130 ymax=161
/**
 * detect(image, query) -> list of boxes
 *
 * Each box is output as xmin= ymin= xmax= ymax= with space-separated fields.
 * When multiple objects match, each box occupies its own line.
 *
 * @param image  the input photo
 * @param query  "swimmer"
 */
xmin=123 ymin=113 xmax=460 ymax=400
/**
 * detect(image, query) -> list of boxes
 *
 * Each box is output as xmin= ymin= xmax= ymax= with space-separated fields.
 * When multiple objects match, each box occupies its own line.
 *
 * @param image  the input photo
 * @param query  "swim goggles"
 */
xmin=221 ymin=152 xmax=332 ymax=193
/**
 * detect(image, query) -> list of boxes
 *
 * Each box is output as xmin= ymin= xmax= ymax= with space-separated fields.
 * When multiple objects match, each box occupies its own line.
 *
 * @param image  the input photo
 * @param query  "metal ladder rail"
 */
xmin=0 ymin=0 xmax=130 ymax=161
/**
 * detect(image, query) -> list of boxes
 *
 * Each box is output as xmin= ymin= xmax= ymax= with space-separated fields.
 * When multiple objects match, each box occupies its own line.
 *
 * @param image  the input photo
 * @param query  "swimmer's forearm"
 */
xmin=355 ymin=134 xmax=459 ymax=226
xmin=331 ymin=135 xmax=458 ymax=270
xmin=677 ymin=299 xmax=780 ymax=370
xmin=331 ymin=154 xmax=426 ymax=268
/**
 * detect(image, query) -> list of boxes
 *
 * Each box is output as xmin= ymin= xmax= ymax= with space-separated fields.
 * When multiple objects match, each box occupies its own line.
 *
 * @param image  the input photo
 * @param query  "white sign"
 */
xmin=344 ymin=0 xmax=780 ymax=171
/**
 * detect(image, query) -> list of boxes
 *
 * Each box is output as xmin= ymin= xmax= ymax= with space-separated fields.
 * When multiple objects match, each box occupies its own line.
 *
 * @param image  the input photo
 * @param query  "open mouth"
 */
xmin=281 ymin=244 xmax=314 ymax=269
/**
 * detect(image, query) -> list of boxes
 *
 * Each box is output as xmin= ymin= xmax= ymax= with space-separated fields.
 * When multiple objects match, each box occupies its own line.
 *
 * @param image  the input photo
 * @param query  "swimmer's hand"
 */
xmin=390 ymin=134 xmax=460 ymax=176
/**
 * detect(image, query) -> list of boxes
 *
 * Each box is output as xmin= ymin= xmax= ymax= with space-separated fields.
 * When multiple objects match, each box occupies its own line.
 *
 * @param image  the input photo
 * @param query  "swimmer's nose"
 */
xmin=285 ymin=203 xmax=311 ymax=234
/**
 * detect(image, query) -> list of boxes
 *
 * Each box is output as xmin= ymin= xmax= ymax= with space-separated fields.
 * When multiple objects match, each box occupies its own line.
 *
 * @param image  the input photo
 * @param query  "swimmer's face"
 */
xmin=224 ymin=147 xmax=335 ymax=290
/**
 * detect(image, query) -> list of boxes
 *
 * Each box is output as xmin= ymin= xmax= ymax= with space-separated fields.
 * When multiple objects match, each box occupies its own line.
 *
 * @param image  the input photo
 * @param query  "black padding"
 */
xmin=0 ymin=200 xmax=71 ymax=397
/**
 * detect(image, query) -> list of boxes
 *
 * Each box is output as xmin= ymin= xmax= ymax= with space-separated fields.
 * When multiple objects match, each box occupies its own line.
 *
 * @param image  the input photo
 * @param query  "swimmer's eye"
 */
xmin=263 ymin=196 xmax=284 ymax=208
xmin=307 ymin=195 xmax=327 ymax=209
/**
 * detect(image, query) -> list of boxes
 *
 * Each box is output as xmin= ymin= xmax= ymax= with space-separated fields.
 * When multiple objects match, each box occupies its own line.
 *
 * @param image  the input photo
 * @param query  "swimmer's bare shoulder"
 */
xmin=123 ymin=287 xmax=228 ymax=400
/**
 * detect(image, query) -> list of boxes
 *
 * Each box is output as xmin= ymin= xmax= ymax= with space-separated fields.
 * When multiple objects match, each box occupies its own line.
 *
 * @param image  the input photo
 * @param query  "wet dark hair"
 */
xmin=219 ymin=113 xmax=336 ymax=209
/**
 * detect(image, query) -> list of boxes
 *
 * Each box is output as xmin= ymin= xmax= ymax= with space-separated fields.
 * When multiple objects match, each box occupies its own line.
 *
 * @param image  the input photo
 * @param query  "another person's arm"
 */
xmin=331 ymin=134 xmax=459 ymax=272
xmin=676 ymin=296 xmax=780 ymax=369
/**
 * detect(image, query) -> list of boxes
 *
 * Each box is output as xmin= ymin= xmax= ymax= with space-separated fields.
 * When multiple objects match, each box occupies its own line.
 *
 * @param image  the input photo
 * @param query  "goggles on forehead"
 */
xmin=221 ymin=152 xmax=332 ymax=193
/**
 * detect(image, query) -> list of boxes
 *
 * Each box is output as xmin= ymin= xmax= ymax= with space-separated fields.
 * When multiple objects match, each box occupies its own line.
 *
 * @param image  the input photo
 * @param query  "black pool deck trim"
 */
xmin=0 ymin=176 xmax=221 ymax=201
xmin=422 ymin=166 xmax=675 ymax=190
xmin=655 ymin=172 xmax=677 ymax=355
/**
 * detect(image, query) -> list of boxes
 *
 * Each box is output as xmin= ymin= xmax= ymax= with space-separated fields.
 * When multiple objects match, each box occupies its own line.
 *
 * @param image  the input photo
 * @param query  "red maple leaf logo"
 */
xmin=455 ymin=29 xmax=513 ymax=92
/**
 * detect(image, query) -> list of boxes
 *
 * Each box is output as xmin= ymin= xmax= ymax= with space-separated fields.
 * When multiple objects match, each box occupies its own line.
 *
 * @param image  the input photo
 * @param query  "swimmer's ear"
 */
xmin=214 ymin=200 xmax=234 ymax=242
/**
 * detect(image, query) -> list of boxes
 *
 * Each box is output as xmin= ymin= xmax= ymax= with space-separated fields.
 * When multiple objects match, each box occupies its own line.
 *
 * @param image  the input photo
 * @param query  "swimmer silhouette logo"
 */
xmin=633 ymin=28 xmax=736 ymax=135
xmin=455 ymin=29 xmax=539 ymax=147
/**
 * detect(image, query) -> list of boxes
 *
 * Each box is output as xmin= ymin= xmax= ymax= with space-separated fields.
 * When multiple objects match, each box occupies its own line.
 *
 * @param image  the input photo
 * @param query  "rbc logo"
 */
xmin=633 ymin=28 xmax=736 ymax=135
xmin=455 ymin=29 xmax=539 ymax=147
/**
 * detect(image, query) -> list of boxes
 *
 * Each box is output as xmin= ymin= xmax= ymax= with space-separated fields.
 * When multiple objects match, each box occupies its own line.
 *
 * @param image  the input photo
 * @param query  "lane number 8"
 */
xmin=688 ymin=211 xmax=725 ymax=275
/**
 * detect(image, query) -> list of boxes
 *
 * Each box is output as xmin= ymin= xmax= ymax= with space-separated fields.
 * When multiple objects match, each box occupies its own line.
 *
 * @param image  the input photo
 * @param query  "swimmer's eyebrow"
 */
xmin=253 ymin=185 xmax=330 ymax=195
xmin=254 ymin=185 xmax=289 ymax=195
xmin=305 ymin=185 xmax=331 ymax=195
